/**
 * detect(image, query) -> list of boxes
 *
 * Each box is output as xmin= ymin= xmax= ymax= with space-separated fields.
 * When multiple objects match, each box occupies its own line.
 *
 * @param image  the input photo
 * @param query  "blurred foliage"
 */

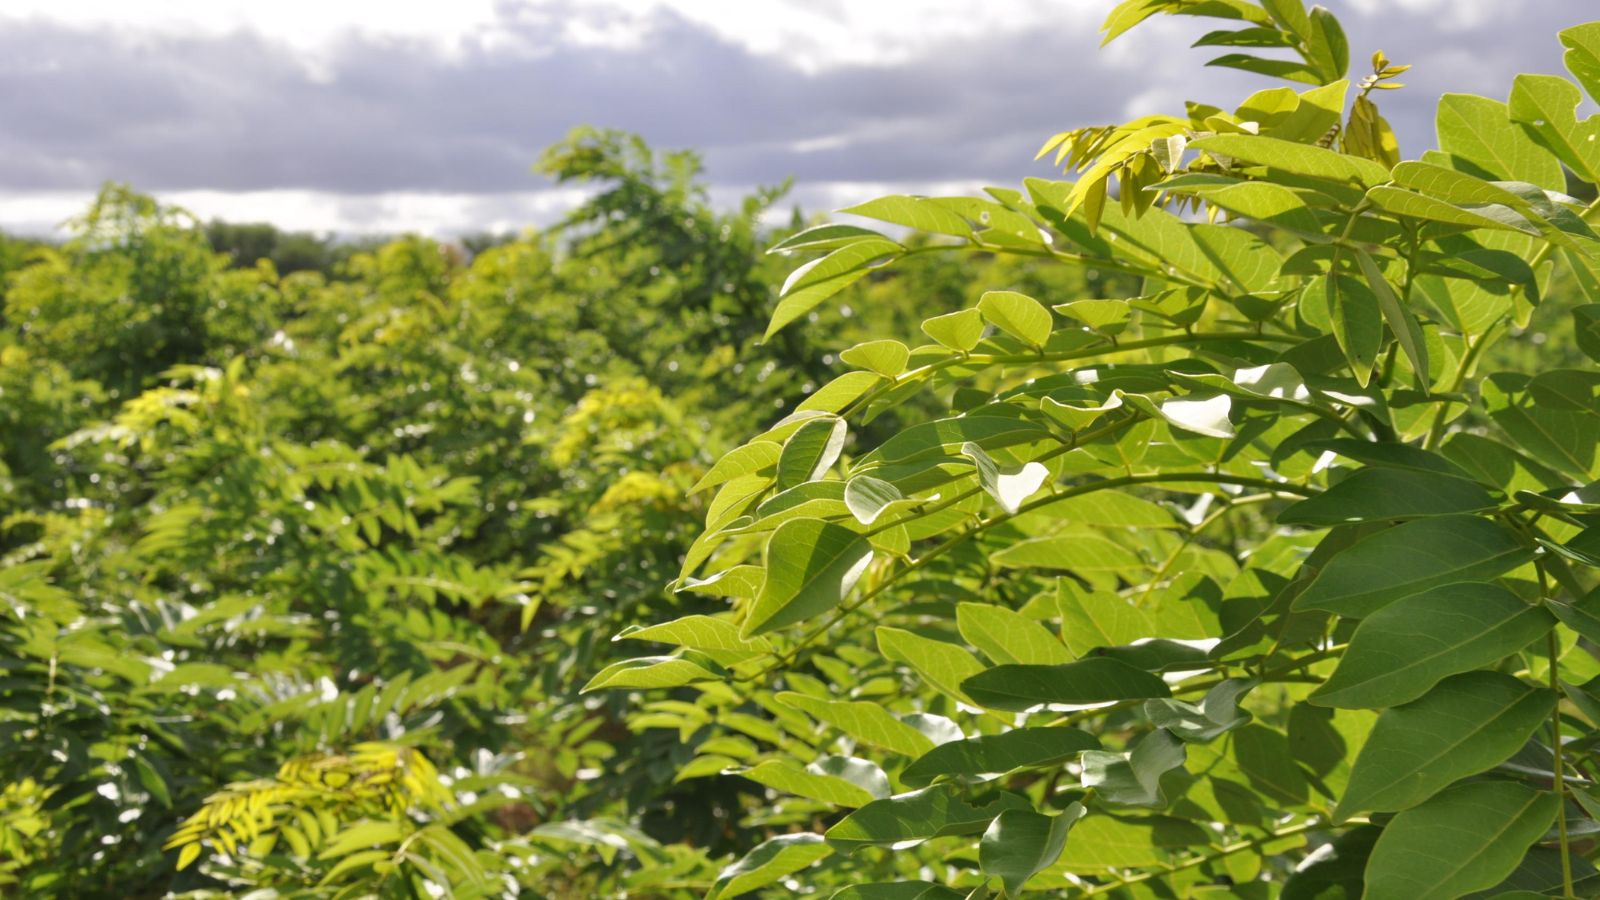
xmin=0 ymin=124 xmax=1104 ymax=897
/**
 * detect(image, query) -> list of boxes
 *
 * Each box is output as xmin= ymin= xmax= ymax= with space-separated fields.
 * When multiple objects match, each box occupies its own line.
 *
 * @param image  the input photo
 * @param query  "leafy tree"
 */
xmin=599 ymin=3 xmax=1600 ymax=896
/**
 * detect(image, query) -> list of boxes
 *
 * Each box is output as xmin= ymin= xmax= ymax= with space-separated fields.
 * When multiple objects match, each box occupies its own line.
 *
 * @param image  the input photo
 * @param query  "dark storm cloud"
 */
xmin=0 ymin=1 xmax=1595 ymax=200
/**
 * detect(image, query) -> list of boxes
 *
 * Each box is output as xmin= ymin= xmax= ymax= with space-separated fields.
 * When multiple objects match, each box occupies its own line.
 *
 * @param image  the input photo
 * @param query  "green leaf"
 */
xmin=1054 ymin=299 xmax=1133 ymax=336
xmin=1366 ymin=186 xmax=1538 ymax=235
xmin=581 ymin=655 xmax=721 ymax=692
xmin=743 ymin=519 xmax=873 ymax=637
xmin=678 ymin=567 xmax=766 ymax=601
xmin=620 ymin=614 xmax=771 ymax=660
xmin=782 ymin=240 xmax=903 ymax=297
xmin=864 ymin=415 xmax=1049 ymax=466
xmin=877 ymin=626 xmax=987 ymax=705
xmin=1058 ymin=814 xmax=1209 ymax=870
xmin=1564 ymin=22 xmax=1600 ymax=103
xmin=825 ymin=785 xmax=1030 ymax=852
xmin=1335 ymin=671 xmax=1555 ymax=821
xmin=1189 ymin=134 xmax=1390 ymax=187
xmin=777 ymin=417 xmax=847 ymax=490
xmin=1508 ymin=73 xmax=1600 ymax=184
xmin=959 ymin=442 xmax=1049 ymax=514
xmin=769 ymin=223 xmax=887 ymax=254
xmin=1306 ymin=438 xmax=1469 ymax=477
xmin=1310 ymin=582 xmax=1553 ymax=709
xmin=1082 ymin=729 xmax=1186 ymax=808
xmin=740 ymin=758 xmax=888 ymax=808
xmin=900 ymin=727 xmax=1101 ymax=788
xmin=1356 ymin=249 xmax=1429 ymax=386
xmin=175 ymin=842 xmax=202 ymax=871
xmin=799 ymin=371 xmax=884 ymax=414
xmin=956 ymin=602 xmax=1074 ymax=665
xmin=979 ymin=805 xmax=1086 ymax=895
xmin=1292 ymin=516 xmax=1534 ymax=619
xmin=1055 ymin=581 xmax=1156 ymax=656
xmin=841 ymin=340 xmax=911 ymax=377
xmin=921 ymin=308 xmax=985 ymax=352
xmin=829 ymin=884 xmax=963 ymax=900
xmin=991 ymin=534 xmax=1144 ymax=572
xmin=843 ymin=475 xmax=909 ymax=526
xmin=841 ymin=195 xmax=976 ymax=237
xmin=1322 ymin=273 xmax=1382 ymax=387
xmin=1146 ymin=678 xmax=1255 ymax=742
xmin=708 ymin=833 xmax=833 ymax=900
xmin=767 ymin=269 xmax=871 ymax=339
xmin=1435 ymin=93 xmax=1565 ymax=190
xmin=977 ymin=291 xmax=1052 ymax=348
xmin=778 ymin=692 xmax=936 ymax=758
xmin=1277 ymin=467 xmax=1498 ymax=526
xmin=318 ymin=821 xmax=406 ymax=859
xmin=1306 ymin=5 xmax=1347 ymax=80
xmin=1362 ymin=781 xmax=1560 ymax=900
xmin=961 ymin=659 xmax=1171 ymax=712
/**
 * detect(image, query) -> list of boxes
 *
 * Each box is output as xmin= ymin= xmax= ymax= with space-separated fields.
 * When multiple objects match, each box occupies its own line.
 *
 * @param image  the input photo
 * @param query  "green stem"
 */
xmin=738 ymin=470 xmax=1316 ymax=682
xmin=838 ymin=330 xmax=1299 ymax=422
xmin=1541 ymin=560 xmax=1575 ymax=895
xmin=1075 ymin=817 xmax=1334 ymax=896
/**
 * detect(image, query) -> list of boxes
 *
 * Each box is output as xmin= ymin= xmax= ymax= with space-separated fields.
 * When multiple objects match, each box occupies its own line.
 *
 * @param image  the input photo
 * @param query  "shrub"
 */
xmin=602 ymin=3 xmax=1600 ymax=896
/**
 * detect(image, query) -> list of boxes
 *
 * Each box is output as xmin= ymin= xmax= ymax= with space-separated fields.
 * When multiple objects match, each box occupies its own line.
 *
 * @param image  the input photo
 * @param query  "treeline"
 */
xmin=0 ymin=127 xmax=1118 ymax=896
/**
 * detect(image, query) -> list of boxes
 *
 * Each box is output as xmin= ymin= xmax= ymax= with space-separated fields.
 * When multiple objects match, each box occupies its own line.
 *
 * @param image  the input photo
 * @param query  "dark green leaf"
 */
xmin=961 ymin=659 xmax=1171 ymax=711
xmin=1292 ymin=516 xmax=1533 ymax=619
xmin=1277 ymin=467 xmax=1499 ymax=526
xmin=1310 ymin=582 xmax=1553 ymax=708
xmin=978 ymin=805 xmax=1086 ymax=895
xmin=743 ymin=519 xmax=873 ymax=637
xmin=901 ymin=727 xmax=1101 ymax=788
xmin=825 ymin=785 xmax=1030 ymax=852
xmin=1362 ymin=780 xmax=1560 ymax=900
xmin=1335 ymin=671 xmax=1555 ymax=820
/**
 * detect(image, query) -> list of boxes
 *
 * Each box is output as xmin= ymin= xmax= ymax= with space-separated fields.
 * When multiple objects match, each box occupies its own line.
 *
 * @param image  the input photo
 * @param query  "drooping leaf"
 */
xmin=1081 ymin=729 xmax=1187 ymax=808
xmin=959 ymin=441 xmax=1050 ymax=514
xmin=979 ymin=805 xmax=1086 ymax=895
xmin=707 ymin=833 xmax=833 ymax=900
xmin=1146 ymin=678 xmax=1255 ymax=742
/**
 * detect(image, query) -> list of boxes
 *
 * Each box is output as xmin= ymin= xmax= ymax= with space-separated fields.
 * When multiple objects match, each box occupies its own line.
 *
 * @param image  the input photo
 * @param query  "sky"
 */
xmin=2 ymin=0 xmax=1596 ymax=237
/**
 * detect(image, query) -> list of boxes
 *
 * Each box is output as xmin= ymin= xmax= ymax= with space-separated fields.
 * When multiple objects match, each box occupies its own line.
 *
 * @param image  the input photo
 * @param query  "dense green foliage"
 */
xmin=593 ymin=3 xmax=1600 ymax=898
xmin=0 ymin=124 xmax=1097 ymax=896
xmin=11 ymin=2 xmax=1600 ymax=897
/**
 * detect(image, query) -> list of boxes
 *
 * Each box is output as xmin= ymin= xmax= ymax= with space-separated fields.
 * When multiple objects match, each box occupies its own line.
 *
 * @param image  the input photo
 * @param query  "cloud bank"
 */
xmin=1 ymin=1 xmax=1593 ymax=234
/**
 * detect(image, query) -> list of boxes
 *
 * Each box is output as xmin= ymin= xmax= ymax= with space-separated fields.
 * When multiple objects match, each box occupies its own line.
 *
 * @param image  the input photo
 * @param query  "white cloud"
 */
xmin=0 ymin=187 xmax=591 ymax=237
